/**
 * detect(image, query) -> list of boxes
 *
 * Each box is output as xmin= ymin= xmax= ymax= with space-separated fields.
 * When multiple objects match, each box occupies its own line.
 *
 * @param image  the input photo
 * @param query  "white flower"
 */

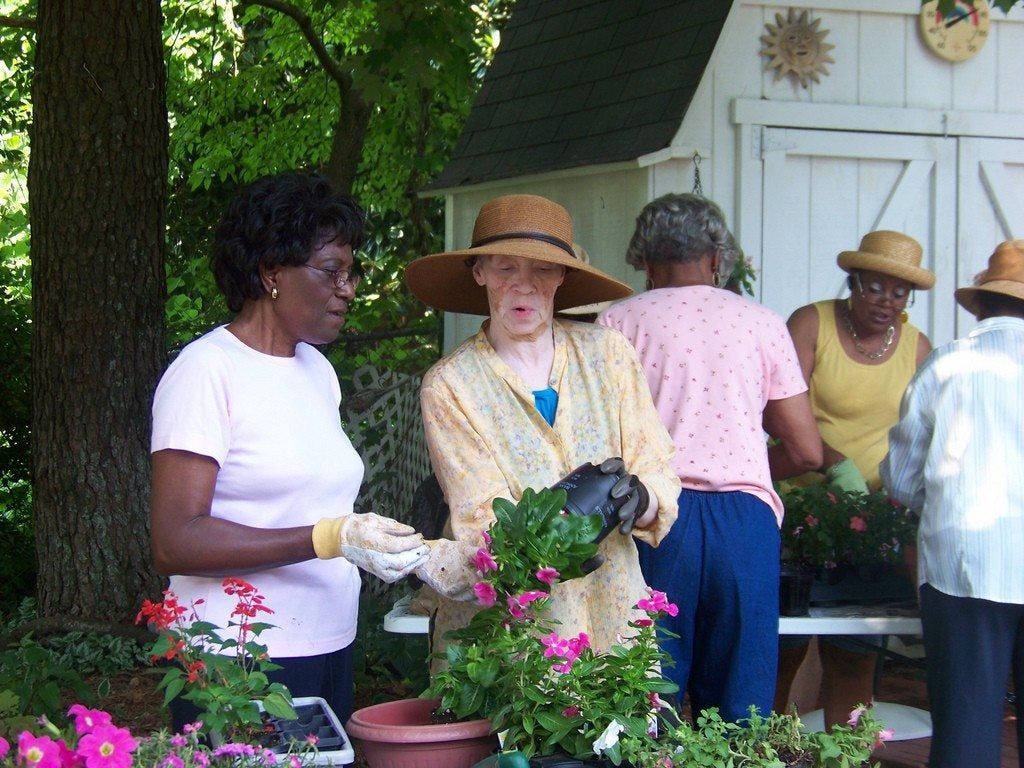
xmin=592 ymin=720 xmax=625 ymax=755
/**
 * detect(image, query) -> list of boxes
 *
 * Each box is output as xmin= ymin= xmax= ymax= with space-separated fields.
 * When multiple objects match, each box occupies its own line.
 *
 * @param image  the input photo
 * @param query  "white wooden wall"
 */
xmin=666 ymin=0 xmax=1024 ymax=344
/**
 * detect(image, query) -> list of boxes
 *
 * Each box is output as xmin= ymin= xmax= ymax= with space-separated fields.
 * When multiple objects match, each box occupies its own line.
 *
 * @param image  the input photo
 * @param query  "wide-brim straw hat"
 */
xmin=837 ymin=230 xmax=935 ymax=290
xmin=955 ymin=240 xmax=1024 ymax=317
xmin=405 ymin=194 xmax=633 ymax=315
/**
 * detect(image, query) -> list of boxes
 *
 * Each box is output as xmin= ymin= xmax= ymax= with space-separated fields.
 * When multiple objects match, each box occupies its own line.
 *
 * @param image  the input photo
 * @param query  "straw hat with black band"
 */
xmin=955 ymin=240 xmax=1024 ymax=318
xmin=405 ymin=194 xmax=633 ymax=316
xmin=837 ymin=230 xmax=936 ymax=290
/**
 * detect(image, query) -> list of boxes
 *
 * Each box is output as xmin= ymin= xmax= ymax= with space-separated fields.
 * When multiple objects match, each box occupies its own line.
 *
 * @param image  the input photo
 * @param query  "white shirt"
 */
xmin=881 ymin=316 xmax=1024 ymax=605
xmin=152 ymin=326 xmax=364 ymax=657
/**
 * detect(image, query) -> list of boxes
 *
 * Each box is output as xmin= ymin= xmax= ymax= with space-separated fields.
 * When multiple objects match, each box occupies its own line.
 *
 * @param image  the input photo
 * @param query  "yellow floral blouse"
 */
xmin=420 ymin=319 xmax=680 ymax=657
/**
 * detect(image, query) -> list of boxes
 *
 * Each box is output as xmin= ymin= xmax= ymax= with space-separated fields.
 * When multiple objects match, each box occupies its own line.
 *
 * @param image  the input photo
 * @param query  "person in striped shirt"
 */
xmin=882 ymin=240 xmax=1024 ymax=768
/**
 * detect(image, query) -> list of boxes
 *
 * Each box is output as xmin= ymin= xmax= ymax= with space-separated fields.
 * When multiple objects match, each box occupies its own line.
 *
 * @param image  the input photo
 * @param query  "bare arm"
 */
xmin=915 ymin=331 xmax=932 ymax=367
xmin=785 ymin=304 xmax=845 ymax=467
xmin=764 ymin=392 xmax=823 ymax=479
xmin=150 ymin=448 xmax=315 ymax=577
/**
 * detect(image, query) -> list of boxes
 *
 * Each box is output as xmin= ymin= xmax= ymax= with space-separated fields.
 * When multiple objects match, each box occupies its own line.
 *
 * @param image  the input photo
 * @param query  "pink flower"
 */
xmin=182 ymin=722 xmax=203 ymax=735
xmin=288 ymin=756 xmax=302 ymax=768
xmin=826 ymin=491 xmax=838 ymax=504
xmin=212 ymin=744 xmax=256 ymax=758
xmin=192 ymin=753 xmax=209 ymax=768
xmin=637 ymin=589 xmax=679 ymax=617
xmin=847 ymin=705 xmax=868 ymax=727
xmin=472 ymin=547 xmax=497 ymax=573
xmin=849 ymin=516 xmax=868 ymax=533
xmin=68 ymin=705 xmax=113 ymax=735
xmin=535 ymin=566 xmax=560 ymax=585
xmin=305 ymin=734 xmax=318 ymax=746
xmin=562 ymin=706 xmax=580 ymax=718
xmin=160 ymin=756 xmax=185 ymax=768
xmin=77 ymin=725 xmax=138 ymax=768
xmin=169 ymin=735 xmax=187 ymax=749
xmin=507 ymin=595 xmax=526 ymax=619
xmin=804 ymin=514 xmax=818 ymax=527
xmin=57 ymin=739 xmax=83 ymax=768
xmin=261 ymin=749 xmax=278 ymax=766
xmin=633 ymin=618 xmax=653 ymax=628
xmin=481 ymin=530 xmax=492 ymax=547
xmin=875 ymin=727 xmax=895 ymax=747
xmin=17 ymin=733 xmax=62 ymax=768
xmin=0 ymin=738 xmax=8 ymax=761
xmin=648 ymin=692 xmax=666 ymax=710
xmin=473 ymin=581 xmax=497 ymax=607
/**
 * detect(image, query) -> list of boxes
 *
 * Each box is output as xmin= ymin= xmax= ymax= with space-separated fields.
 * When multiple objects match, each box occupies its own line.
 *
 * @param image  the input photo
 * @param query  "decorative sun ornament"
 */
xmin=760 ymin=8 xmax=835 ymax=89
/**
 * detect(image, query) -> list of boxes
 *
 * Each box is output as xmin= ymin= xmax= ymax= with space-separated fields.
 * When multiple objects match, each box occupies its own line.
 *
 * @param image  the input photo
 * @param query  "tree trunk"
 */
xmin=325 ymin=88 xmax=371 ymax=194
xmin=29 ymin=0 xmax=167 ymax=623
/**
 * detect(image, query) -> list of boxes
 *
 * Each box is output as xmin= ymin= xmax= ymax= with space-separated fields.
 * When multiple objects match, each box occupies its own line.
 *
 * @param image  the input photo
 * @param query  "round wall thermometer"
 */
xmin=920 ymin=0 xmax=991 ymax=62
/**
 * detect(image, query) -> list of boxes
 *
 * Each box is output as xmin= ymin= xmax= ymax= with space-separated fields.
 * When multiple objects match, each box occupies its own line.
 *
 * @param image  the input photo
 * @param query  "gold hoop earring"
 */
xmin=271 ymin=287 xmax=279 ymax=300
xmin=900 ymin=310 xmax=909 ymax=324
xmin=712 ymin=270 xmax=722 ymax=288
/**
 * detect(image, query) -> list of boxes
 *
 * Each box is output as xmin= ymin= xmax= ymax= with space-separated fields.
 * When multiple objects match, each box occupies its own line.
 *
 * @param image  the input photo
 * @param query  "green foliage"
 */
xmin=352 ymin=588 xmax=430 ymax=704
xmin=0 ymin=635 xmax=93 ymax=734
xmin=45 ymin=632 xmax=149 ymax=678
xmin=932 ymin=0 xmax=1022 ymax=14
xmin=0 ymin=478 xmax=33 ymax=612
xmin=780 ymin=485 xmax=917 ymax=570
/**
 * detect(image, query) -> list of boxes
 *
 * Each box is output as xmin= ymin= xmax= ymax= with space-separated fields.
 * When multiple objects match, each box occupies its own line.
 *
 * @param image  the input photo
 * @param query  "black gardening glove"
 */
xmin=550 ymin=457 xmax=651 ymax=543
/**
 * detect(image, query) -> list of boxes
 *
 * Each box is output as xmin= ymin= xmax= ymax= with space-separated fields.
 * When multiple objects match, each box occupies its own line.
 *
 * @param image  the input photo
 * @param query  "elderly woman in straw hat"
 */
xmin=882 ymin=240 xmax=1024 ymax=768
xmin=404 ymin=193 xmax=680 ymax=658
xmin=775 ymin=230 xmax=935 ymax=729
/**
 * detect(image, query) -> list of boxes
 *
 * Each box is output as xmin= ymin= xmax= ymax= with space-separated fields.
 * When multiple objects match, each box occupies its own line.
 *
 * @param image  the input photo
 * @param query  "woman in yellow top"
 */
xmin=404 ymin=194 xmax=681 ymax=661
xmin=775 ymin=230 xmax=934 ymax=728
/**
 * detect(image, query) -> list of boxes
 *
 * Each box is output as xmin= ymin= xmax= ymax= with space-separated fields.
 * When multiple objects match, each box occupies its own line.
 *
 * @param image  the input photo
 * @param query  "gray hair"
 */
xmin=625 ymin=194 xmax=740 ymax=274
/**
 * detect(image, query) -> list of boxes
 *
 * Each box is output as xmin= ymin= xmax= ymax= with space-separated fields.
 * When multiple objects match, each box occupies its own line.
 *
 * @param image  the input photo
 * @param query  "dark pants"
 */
xmin=920 ymin=583 xmax=1024 ymax=768
xmin=638 ymin=489 xmax=780 ymax=723
xmin=170 ymin=641 xmax=355 ymax=735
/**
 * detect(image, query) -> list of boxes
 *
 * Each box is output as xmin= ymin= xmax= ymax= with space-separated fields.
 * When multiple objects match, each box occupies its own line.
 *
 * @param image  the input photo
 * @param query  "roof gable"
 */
xmin=428 ymin=0 xmax=733 ymax=191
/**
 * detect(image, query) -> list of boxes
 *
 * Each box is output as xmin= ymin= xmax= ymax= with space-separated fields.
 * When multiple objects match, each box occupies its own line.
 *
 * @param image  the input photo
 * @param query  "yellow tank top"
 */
xmin=810 ymin=300 xmax=919 ymax=489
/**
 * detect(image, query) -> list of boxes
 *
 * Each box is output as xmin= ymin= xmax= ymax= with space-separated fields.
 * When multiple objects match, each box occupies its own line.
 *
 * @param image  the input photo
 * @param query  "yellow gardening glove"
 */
xmin=312 ymin=513 xmax=428 ymax=583
xmin=413 ymin=539 xmax=479 ymax=602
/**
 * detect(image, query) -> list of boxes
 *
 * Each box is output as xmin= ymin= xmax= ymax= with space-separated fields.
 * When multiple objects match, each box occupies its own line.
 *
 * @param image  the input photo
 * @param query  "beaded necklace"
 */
xmin=842 ymin=307 xmax=895 ymax=360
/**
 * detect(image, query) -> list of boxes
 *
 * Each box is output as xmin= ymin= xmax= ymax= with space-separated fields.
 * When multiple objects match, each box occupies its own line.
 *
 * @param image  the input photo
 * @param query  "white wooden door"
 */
xmin=956 ymin=137 xmax=1024 ymax=335
xmin=742 ymin=127 xmax=958 ymax=345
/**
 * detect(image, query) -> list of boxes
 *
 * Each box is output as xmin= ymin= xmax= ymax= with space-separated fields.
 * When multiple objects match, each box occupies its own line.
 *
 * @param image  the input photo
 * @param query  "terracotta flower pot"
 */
xmin=346 ymin=697 xmax=497 ymax=768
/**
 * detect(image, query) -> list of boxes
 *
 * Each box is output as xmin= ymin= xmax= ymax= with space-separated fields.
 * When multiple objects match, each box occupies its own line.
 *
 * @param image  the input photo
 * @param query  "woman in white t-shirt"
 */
xmin=150 ymin=171 xmax=428 ymax=732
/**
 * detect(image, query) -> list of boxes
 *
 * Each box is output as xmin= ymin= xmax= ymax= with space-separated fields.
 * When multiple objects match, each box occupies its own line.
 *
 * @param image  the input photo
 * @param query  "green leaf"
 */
xmin=262 ymin=691 xmax=296 ymax=719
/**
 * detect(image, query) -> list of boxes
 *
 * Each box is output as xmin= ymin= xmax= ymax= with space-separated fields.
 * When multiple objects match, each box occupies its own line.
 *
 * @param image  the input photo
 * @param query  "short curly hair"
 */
xmin=212 ymin=171 xmax=366 ymax=312
xmin=625 ymin=193 xmax=740 ymax=275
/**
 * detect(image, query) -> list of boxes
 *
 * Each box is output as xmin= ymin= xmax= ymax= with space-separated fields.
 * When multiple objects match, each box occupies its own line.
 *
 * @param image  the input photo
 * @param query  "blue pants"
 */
xmin=638 ymin=489 xmax=780 ymax=723
xmin=920 ymin=583 xmax=1024 ymax=768
xmin=170 ymin=642 xmax=355 ymax=734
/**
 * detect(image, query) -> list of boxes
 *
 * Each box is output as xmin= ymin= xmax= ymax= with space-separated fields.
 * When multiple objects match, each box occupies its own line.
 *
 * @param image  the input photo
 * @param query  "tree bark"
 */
xmin=29 ymin=0 xmax=167 ymax=623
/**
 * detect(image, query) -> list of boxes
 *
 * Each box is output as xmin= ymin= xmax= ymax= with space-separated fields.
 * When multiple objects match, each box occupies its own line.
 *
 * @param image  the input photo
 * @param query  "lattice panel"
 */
xmin=342 ymin=365 xmax=433 ymax=599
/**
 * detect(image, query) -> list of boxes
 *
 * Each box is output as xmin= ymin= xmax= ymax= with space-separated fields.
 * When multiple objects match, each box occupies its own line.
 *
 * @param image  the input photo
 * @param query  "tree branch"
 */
xmin=238 ymin=0 xmax=350 ymax=89
xmin=0 ymin=14 xmax=36 ymax=30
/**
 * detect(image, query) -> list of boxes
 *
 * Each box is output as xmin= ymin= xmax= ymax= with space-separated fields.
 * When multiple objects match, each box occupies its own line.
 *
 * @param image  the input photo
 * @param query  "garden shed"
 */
xmin=424 ymin=0 xmax=1024 ymax=351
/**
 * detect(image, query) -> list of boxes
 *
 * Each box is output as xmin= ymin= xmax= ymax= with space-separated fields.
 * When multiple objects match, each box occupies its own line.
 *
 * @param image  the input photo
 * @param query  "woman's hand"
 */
xmin=414 ymin=539 xmax=479 ymax=601
xmin=312 ymin=513 xmax=429 ymax=583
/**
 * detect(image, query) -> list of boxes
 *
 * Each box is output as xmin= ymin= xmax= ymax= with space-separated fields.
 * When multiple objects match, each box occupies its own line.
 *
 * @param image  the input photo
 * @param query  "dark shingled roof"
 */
xmin=427 ymin=0 xmax=734 ymax=191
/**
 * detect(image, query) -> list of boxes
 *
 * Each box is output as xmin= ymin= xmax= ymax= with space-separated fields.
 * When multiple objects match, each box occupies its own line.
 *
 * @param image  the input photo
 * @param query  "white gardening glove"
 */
xmin=311 ymin=513 xmax=429 ymax=583
xmin=413 ymin=539 xmax=479 ymax=602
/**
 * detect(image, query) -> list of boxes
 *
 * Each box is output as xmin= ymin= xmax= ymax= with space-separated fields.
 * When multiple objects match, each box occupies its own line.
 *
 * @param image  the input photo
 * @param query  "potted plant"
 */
xmin=780 ymin=485 xmax=918 ymax=611
xmin=374 ymin=488 xmax=895 ymax=768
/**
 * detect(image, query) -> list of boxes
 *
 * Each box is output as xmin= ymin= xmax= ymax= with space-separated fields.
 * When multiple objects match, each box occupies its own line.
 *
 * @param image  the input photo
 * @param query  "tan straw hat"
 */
xmin=405 ymin=194 xmax=632 ymax=315
xmin=557 ymin=243 xmax=615 ymax=317
xmin=954 ymin=240 xmax=1024 ymax=317
xmin=837 ymin=230 xmax=935 ymax=290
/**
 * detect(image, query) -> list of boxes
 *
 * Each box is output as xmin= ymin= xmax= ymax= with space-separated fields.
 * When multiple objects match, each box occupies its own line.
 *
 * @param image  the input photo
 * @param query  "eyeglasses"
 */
xmin=853 ymin=273 xmax=914 ymax=307
xmin=302 ymin=263 xmax=362 ymax=290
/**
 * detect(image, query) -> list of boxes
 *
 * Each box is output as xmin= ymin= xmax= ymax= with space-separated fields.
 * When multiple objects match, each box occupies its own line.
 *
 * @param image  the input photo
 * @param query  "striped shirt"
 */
xmin=881 ymin=316 xmax=1024 ymax=604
